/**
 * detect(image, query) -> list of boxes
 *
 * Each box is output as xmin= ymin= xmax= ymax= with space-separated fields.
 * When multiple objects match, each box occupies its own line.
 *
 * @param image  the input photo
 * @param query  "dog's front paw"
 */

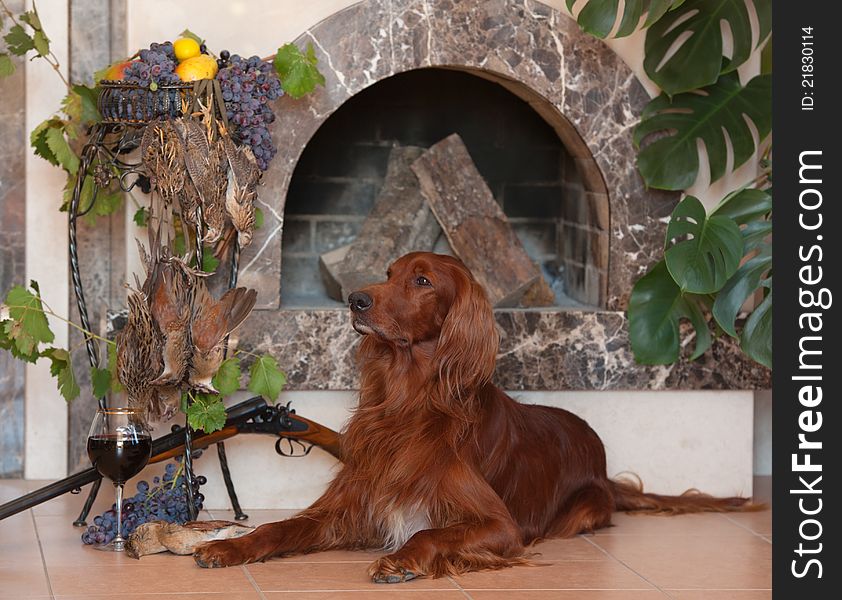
xmin=194 ymin=539 xmax=248 ymax=568
xmin=368 ymin=555 xmax=421 ymax=583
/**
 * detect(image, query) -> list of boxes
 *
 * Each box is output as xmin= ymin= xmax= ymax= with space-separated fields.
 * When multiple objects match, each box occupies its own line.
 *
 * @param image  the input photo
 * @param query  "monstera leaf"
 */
xmin=565 ymin=0 xmax=684 ymax=38
xmin=741 ymin=281 xmax=771 ymax=368
xmin=644 ymin=0 xmax=772 ymax=95
xmin=628 ymin=261 xmax=711 ymax=364
xmin=712 ymin=247 xmax=771 ymax=337
xmin=634 ymin=73 xmax=771 ymax=190
xmin=664 ymin=196 xmax=743 ymax=294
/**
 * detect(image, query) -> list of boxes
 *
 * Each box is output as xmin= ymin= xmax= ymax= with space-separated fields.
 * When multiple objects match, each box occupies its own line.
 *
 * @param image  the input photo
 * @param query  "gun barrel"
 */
xmin=0 ymin=396 xmax=268 ymax=521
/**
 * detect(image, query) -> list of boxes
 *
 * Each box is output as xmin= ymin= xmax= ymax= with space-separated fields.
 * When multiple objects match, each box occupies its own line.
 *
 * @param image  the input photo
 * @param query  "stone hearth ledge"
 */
xmin=237 ymin=309 xmax=771 ymax=391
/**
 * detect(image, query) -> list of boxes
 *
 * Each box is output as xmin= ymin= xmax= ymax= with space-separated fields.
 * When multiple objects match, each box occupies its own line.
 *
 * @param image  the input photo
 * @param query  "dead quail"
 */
xmin=147 ymin=256 xmax=195 ymax=389
xmin=220 ymin=130 xmax=260 ymax=248
xmin=188 ymin=282 xmax=257 ymax=394
xmin=117 ymin=291 xmax=167 ymax=423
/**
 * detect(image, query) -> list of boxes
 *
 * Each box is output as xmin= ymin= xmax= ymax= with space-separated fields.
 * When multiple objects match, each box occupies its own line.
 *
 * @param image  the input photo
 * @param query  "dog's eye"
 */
xmin=415 ymin=276 xmax=432 ymax=287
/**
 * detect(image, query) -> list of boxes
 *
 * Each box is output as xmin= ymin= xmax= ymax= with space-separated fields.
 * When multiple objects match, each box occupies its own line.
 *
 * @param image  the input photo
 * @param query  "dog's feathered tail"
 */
xmin=611 ymin=475 xmax=766 ymax=515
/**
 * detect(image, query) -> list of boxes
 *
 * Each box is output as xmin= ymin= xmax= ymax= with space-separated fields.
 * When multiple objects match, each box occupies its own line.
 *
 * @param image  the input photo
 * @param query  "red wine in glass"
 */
xmin=87 ymin=408 xmax=151 ymax=551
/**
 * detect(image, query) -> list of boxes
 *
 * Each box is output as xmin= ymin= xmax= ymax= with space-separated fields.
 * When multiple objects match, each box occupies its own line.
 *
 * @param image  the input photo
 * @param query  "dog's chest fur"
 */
xmin=376 ymin=501 xmax=431 ymax=551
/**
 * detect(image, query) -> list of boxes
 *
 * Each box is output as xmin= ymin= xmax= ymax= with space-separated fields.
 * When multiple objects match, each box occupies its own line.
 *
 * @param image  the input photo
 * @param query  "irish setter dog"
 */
xmin=194 ymin=251 xmax=755 ymax=581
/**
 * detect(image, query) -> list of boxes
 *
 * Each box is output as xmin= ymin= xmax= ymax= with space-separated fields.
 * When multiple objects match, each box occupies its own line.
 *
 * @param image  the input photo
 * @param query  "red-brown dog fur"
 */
xmin=194 ymin=252 xmax=758 ymax=581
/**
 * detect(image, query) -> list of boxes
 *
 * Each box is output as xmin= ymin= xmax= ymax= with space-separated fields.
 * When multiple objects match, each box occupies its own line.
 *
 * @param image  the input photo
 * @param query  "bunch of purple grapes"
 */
xmin=217 ymin=53 xmax=284 ymax=170
xmin=81 ymin=458 xmax=205 ymax=546
xmin=119 ymin=42 xmax=181 ymax=121
xmin=123 ymin=41 xmax=180 ymax=86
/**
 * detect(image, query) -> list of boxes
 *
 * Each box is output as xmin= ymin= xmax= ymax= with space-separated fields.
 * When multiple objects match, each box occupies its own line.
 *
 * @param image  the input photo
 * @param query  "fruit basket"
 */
xmin=97 ymin=80 xmax=196 ymax=124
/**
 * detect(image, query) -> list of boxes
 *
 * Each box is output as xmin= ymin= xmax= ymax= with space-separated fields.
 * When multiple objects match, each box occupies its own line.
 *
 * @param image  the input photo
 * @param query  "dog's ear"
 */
xmin=433 ymin=268 xmax=498 ymax=398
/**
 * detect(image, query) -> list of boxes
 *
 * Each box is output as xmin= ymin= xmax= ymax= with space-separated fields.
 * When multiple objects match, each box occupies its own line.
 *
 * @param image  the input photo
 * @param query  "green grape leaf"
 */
xmin=107 ymin=342 xmax=124 ymax=393
xmin=633 ymin=73 xmax=771 ymax=190
xmin=92 ymin=187 xmax=123 ymax=218
xmin=566 ymin=0 xmax=683 ymax=39
xmin=69 ymin=85 xmax=102 ymax=124
xmin=663 ymin=196 xmax=743 ymax=294
xmin=41 ymin=347 xmax=80 ymax=403
xmin=274 ymin=42 xmax=325 ymax=99
xmin=712 ymin=247 xmax=771 ymax=338
xmin=0 ymin=320 xmax=40 ymax=363
xmin=202 ymin=247 xmax=219 ymax=273
xmin=644 ymin=0 xmax=771 ymax=95
xmin=30 ymin=119 xmax=60 ymax=167
xmin=213 ymin=357 xmax=242 ymax=397
xmin=254 ymin=206 xmax=264 ymax=229
xmin=179 ymin=29 xmax=205 ymax=45
xmin=133 ymin=207 xmax=149 ymax=227
xmin=4 ymin=284 xmax=55 ymax=356
xmin=19 ymin=10 xmax=43 ymax=31
xmin=248 ymin=354 xmax=286 ymax=403
xmin=628 ymin=261 xmax=711 ymax=364
xmin=740 ymin=283 xmax=772 ymax=368
xmin=4 ymin=24 xmax=35 ymax=56
xmin=186 ymin=394 xmax=227 ymax=433
xmin=32 ymin=29 xmax=49 ymax=57
xmin=0 ymin=53 xmax=15 ymax=77
xmin=90 ymin=367 xmax=112 ymax=398
xmin=44 ymin=125 xmax=80 ymax=174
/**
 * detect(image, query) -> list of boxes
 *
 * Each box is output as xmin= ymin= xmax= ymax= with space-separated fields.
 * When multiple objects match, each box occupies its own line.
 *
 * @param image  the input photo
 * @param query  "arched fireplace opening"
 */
xmin=280 ymin=67 xmax=608 ymax=310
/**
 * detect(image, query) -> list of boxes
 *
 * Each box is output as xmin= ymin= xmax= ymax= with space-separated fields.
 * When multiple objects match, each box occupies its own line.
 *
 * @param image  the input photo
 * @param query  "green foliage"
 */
xmin=41 ymin=347 xmax=80 ymax=402
xmin=565 ymin=0 xmax=683 ymax=39
xmin=133 ymin=207 xmax=149 ymax=227
xmin=4 ymin=283 xmax=55 ymax=356
xmin=629 ymin=187 xmax=772 ymax=367
xmin=633 ymin=73 xmax=771 ymax=190
xmin=644 ymin=0 xmax=771 ymax=95
xmin=664 ymin=196 xmax=743 ymax=294
xmin=213 ymin=357 xmax=242 ymax=397
xmin=179 ymin=28 xmax=204 ymax=45
xmin=107 ymin=342 xmax=124 ymax=393
xmin=0 ymin=52 xmax=14 ymax=76
xmin=186 ymin=393 xmax=227 ymax=433
xmin=201 ymin=247 xmax=220 ymax=272
xmin=248 ymin=354 xmax=286 ymax=403
xmin=90 ymin=367 xmax=112 ymax=398
xmin=628 ymin=261 xmax=711 ymax=364
xmin=3 ymin=24 xmax=34 ymax=55
xmin=274 ymin=43 xmax=325 ymax=99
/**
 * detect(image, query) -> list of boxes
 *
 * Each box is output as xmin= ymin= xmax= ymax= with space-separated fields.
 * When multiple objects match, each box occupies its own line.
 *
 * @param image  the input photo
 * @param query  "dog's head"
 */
xmin=349 ymin=252 xmax=498 ymax=390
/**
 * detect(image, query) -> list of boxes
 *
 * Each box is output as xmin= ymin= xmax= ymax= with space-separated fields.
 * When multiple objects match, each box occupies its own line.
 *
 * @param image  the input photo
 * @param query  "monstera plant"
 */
xmin=566 ymin=0 xmax=772 ymax=368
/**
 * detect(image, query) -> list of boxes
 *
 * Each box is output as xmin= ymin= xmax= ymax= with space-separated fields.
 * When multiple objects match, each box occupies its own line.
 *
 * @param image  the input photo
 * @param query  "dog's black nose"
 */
xmin=348 ymin=291 xmax=373 ymax=313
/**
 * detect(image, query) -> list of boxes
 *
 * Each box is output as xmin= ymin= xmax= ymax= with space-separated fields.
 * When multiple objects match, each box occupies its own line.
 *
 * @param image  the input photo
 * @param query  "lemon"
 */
xmin=175 ymin=54 xmax=219 ymax=81
xmin=173 ymin=37 xmax=201 ymax=62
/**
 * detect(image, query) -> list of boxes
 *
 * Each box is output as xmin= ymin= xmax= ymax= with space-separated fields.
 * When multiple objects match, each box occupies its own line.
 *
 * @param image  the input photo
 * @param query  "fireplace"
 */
xmin=226 ymin=0 xmax=769 ymax=392
xmin=281 ymin=67 xmax=605 ymax=309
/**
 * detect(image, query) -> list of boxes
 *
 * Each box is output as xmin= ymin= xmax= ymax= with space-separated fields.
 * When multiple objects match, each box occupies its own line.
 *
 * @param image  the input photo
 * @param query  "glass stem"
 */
xmin=114 ymin=483 xmax=124 ymax=541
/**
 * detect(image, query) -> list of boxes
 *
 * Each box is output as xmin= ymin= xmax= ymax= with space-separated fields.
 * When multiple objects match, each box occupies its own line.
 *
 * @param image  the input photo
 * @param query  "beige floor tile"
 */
xmin=0 ymin=479 xmax=29 ymax=503
xmin=0 ymin=564 xmax=51 ymax=598
xmin=263 ymin=592 xmax=468 ymax=599
xmin=452 ymin=560 xmax=653 ymax=590
xmin=48 ymin=563 xmax=256 ymax=595
xmin=468 ymin=592 xmax=669 ymax=599
xmin=594 ymin=512 xmax=758 ymax=537
xmin=247 ymin=560 xmax=459 ymax=591
xmin=667 ymin=591 xmax=772 ymax=600
xmin=722 ymin=510 xmax=772 ymax=536
xmin=55 ymin=594 xmax=263 ymax=600
xmin=528 ymin=536 xmax=611 ymax=561
xmin=591 ymin=535 xmax=771 ymax=590
xmin=0 ymin=511 xmax=42 ymax=566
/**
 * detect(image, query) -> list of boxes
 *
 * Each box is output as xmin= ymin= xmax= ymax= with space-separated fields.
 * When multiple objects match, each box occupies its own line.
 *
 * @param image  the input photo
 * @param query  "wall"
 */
xmin=1 ymin=0 xmax=769 ymax=490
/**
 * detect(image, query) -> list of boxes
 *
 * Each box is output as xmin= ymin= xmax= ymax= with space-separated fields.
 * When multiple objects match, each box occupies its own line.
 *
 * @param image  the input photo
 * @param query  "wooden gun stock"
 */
xmin=280 ymin=413 xmax=343 ymax=461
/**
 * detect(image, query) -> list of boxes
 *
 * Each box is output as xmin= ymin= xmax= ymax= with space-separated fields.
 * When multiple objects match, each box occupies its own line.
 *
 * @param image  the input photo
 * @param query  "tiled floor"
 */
xmin=1 ymin=478 xmax=771 ymax=599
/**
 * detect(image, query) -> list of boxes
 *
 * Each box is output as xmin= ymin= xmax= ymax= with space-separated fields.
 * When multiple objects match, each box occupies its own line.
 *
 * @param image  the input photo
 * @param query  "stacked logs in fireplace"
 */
xmin=320 ymin=134 xmax=555 ymax=308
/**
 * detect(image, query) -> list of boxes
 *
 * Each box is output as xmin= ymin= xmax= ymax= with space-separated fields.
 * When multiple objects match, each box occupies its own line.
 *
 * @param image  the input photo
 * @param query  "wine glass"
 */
xmin=86 ymin=407 xmax=152 ymax=552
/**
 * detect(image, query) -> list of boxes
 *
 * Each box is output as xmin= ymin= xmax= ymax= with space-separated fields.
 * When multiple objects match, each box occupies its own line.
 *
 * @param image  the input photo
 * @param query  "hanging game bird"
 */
xmin=220 ymin=129 xmax=260 ymax=248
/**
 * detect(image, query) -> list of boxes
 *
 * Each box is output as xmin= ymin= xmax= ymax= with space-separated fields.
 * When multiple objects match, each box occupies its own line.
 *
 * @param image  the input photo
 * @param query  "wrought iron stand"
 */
xmin=68 ymin=121 xmax=247 ymax=525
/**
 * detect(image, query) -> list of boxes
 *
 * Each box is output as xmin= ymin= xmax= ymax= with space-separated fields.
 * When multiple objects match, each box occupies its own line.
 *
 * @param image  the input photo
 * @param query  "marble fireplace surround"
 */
xmin=230 ymin=0 xmax=771 ymax=391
